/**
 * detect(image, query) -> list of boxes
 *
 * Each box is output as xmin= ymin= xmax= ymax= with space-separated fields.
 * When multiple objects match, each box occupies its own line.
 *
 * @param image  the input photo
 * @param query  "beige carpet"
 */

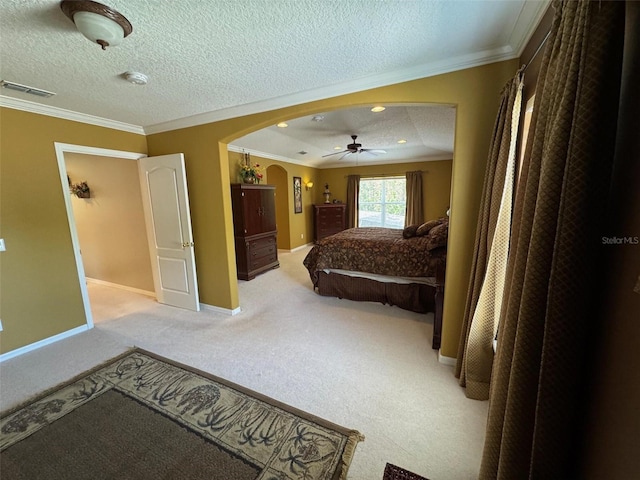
xmin=0 ymin=246 xmax=488 ymax=480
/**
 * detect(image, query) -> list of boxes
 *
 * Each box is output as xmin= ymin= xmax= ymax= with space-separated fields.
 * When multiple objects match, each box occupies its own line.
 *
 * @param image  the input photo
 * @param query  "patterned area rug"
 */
xmin=383 ymin=463 xmax=430 ymax=480
xmin=1 ymin=348 xmax=364 ymax=480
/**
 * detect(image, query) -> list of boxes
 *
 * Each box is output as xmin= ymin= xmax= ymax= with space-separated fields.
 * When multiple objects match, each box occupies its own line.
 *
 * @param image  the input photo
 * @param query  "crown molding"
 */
xmin=144 ymin=46 xmax=520 ymax=135
xmin=228 ymin=144 xmax=307 ymax=166
xmin=228 ymin=144 xmax=451 ymax=170
xmin=513 ymin=0 xmax=552 ymax=57
xmin=0 ymin=95 xmax=145 ymax=135
xmin=2 ymin=0 xmax=548 ymax=139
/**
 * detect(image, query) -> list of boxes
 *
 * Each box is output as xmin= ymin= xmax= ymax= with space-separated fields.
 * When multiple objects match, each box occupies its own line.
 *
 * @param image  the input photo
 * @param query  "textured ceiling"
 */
xmin=231 ymin=104 xmax=457 ymax=168
xmin=0 ymin=0 xmax=549 ymax=166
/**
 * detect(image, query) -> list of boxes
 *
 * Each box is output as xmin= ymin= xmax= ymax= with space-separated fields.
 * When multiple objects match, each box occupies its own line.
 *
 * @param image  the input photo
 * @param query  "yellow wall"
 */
xmin=227 ymin=151 xmax=317 ymax=250
xmin=0 ymin=108 xmax=146 ymax=353
xmin=184 ymin=59 xmax=516 ymax=357
xmin=265 ymin=165 xmax=291 ymax=250
xmin=66 ymin=153 xmax=153 ymax=292
xmin=1 ymin=59 xmax=516 ymax=356
xmin=318 ymin=159 xmax=452 ymax=223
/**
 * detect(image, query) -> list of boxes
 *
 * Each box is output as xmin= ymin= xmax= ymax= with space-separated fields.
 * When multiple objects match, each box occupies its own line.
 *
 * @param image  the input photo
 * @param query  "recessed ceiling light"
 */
xmin=371 ymin=106 xmax=386 ymax=113
xmin=397 ymin=139 xmax=407 ymax=144
xmin=334 ymin=146 xmax=343 ymax=150
xmin=277 ymin=122 xmax=288 ymax=128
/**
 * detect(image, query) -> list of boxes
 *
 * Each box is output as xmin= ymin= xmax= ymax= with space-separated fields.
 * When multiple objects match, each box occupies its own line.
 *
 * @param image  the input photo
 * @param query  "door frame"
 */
xmin=54 ymin=142 xmax=148 ymax=328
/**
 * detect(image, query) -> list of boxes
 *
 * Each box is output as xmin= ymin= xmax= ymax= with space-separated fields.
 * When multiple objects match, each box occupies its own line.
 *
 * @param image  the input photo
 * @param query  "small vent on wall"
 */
xmin=1 ymin=80 xmax=56 ymax=98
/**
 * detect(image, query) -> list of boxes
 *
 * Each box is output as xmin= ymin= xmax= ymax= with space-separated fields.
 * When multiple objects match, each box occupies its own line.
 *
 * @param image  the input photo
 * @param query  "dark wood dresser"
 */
xmin=231 ymin=184 xmax=279 ymax=280
xmin=313 ymin=204 xmax=347 ymax=242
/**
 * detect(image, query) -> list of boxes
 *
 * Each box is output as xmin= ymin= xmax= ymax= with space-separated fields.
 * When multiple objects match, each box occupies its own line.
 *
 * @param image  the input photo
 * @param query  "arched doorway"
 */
xmin=266 ymin=164 xmax=290 ymax=250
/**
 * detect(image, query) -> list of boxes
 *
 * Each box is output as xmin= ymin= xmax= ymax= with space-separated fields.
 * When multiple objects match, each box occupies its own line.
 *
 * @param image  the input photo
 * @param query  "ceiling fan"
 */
xmin=322 ymin=135 xmax=387 ymax=159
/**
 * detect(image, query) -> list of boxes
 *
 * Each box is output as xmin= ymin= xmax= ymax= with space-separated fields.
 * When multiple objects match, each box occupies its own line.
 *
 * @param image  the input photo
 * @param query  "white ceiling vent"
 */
xmin=0 ymin=80 xmax=56 ymax=98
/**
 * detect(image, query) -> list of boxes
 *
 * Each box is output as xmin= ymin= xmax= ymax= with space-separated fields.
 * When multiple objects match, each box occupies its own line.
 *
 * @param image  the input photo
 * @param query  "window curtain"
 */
xmin=345 ymin=174 xmax=360 ymax=228
xmin=405 ymin=171 xmax=424 ymax=226
xmin=480 ymin=1 xmax=626 ymax=478
xmin=455 ymin=71 xmax=524 ymax=400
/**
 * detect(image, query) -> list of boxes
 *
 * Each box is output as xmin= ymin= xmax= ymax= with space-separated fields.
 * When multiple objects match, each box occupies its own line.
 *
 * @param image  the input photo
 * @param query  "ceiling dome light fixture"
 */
xmin=371 ymin=106 xmax=386 ymax=113
xmin=60 ymin=0 xmax=133 ymax=50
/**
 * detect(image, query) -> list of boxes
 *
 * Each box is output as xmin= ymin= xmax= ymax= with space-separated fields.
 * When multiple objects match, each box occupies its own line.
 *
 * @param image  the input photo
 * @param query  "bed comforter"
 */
xmin=303 ymin=227 xmax=446 ymax=286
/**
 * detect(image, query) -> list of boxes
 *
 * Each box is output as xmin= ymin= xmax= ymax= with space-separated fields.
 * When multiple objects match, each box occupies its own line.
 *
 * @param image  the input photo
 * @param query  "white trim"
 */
xmin=0 ymin=95 xmax=145 ymax=135
xmin=86 ymin=278 xmax=155 ymax=298
xmin=438 ymin=351 xmax=456 ymax=366
xmin=228 ymin=144 xmax=304 ymax=166
xmin=514 ymin=0 xmax=552 ymax=57
xmin=200 ymin=303 xmax=241 ymax=316
xmin=54 ymin=142 xmax=146 ymax=160
xmin=289 ymin=243 xmax=313 ymax=253
xmin=228 ymin=144 xmax=452 ymax=169
xmin=0 ymin=325 xmax=89 ymax=362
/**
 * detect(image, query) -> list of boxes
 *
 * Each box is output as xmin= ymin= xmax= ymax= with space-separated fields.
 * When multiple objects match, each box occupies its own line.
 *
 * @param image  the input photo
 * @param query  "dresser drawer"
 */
xmin=248 ymin=235 xmax=276 ymax=251
xmin=318 ymin=211 xmax=344 ymax=220
xmin=250 ymin=241 xmax=277 ymax=261
xmin=250 ymin=250 xmax=278 ymax=270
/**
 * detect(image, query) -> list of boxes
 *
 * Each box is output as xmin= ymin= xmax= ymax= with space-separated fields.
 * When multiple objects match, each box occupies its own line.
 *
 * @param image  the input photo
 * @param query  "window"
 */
xmin=358 ymin=176 xmax=406 ymax=228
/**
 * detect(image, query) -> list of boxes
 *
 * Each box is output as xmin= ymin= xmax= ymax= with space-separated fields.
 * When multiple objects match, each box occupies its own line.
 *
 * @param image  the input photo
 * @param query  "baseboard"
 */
xmin=438 ymin=351 xmax=456 ymax=366
xmin=289 ymin=243 xmax=313 ymax=253
xmin=200 ymin=303 xmax=241 ymax=316
xmin=86 ymin=278 xmax=155 ymax=298
xmin=0 ymin=324 xmax=90 ymax=362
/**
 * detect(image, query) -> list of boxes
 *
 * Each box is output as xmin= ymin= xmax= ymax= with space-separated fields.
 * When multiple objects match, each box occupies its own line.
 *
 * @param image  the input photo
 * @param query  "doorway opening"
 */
xmin=55 ymin=143 xmax=201 ymax=327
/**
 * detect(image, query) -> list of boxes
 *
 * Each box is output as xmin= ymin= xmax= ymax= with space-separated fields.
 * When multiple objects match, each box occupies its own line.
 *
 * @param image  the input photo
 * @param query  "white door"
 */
xmin=138 ymin=153 xmax=200 ymax=311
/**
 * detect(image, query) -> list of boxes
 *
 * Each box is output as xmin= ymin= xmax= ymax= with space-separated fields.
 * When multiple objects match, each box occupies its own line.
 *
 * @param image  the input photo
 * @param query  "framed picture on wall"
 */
xmin=293 ymin=176 xmax=302 ymax=214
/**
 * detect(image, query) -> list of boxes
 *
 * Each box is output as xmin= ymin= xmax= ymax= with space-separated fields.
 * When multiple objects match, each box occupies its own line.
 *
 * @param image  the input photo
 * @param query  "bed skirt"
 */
xmin=315 ymin=271 xmax=443 ymax=349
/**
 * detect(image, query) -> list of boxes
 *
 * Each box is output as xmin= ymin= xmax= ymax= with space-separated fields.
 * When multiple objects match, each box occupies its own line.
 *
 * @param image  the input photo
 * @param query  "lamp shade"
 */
xmin=73 ymin=11 xmax=124 ymax=47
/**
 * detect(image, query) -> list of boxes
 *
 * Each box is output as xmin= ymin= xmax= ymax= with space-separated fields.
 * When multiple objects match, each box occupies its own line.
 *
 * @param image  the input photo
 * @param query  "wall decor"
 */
xmin=293 ymin=176 xmax=302 ymax=213
xmin=68 ymin=175 xmax=91 ymax=198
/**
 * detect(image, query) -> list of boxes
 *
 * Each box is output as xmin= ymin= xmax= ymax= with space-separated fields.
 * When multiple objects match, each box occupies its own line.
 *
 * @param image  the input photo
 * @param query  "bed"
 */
xmin=302 ymin=219 xmax=448 ymax=349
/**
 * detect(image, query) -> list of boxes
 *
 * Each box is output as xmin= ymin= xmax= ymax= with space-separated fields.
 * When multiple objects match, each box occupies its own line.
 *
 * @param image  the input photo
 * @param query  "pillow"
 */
xmin=402 ymin=224 xmax=420 ymax=239
xmin=426 ymin=222 xmax=449 ymax=250
xmin=416 ymin=219 xmax=441 ymax=237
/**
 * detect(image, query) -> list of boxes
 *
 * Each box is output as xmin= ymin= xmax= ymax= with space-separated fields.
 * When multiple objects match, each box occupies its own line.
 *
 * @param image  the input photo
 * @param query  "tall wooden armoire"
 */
xmin=230 ymin=183 xmax=279 ymax=280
